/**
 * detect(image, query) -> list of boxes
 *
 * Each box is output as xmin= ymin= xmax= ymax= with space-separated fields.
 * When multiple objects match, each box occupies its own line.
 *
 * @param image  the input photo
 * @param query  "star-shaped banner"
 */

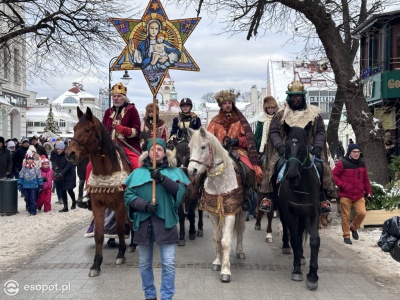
xmin=110 ymin=0 xmax=201 ymax=95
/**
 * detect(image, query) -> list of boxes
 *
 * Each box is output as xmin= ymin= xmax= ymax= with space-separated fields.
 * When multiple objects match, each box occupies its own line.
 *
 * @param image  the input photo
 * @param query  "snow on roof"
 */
xmin=52 ymin=82 xmax=96 ymax=105
xmin=26 ymin=106 xmax=75 ymax=121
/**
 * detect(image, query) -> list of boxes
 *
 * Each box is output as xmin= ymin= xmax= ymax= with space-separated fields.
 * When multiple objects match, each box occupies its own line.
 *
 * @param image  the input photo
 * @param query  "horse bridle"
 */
xmin=70 ymin=132 xmax=101 ymax=154
xmin=189 ymin=143 xmax=223 ymax=171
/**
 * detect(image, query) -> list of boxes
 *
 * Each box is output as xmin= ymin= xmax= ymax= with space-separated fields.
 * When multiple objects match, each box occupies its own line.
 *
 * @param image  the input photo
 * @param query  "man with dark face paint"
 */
xmin=260 ymin=80 xmax=337 ymax=213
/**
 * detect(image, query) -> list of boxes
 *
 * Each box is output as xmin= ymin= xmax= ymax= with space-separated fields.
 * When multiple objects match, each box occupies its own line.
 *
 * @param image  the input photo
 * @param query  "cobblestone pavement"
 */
xmin=1 ymin=206 xmax=399 ymax=300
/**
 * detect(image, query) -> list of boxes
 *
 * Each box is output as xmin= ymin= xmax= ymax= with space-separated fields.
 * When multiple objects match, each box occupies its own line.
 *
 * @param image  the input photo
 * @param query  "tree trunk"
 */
xmin=327 ymin=89 xmax=345 ymax=158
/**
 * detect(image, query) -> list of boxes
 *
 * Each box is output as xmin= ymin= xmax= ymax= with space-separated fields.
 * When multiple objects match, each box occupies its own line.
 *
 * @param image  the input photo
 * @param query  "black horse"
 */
xmin=279 ymin=122 xmax=321 ymax=290
xmin=171 ymin=133 xmax=205 ymax=246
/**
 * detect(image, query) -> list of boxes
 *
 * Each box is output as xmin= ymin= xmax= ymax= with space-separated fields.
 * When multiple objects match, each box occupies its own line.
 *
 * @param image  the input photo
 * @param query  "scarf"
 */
xmin=258 ymin=113 xmax=274 ymax=153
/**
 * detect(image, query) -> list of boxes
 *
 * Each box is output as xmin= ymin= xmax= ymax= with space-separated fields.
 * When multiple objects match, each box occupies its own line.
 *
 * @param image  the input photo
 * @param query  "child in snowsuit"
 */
xmin=18 ymin=153 xmax=43 ymax=216
xmin=37 ymin=155 xmax=53 ymax=212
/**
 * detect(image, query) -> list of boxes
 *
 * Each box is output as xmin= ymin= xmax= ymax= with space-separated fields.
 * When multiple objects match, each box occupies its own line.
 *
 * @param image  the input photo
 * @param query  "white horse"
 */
xmin=187 ymin=127 xmax=246 ymax=283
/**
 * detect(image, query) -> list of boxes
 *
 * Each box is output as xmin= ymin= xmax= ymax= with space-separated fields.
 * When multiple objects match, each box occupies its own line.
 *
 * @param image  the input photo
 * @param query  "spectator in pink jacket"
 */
xmin=37 ymin=155 xmax=53 ymax=212
xmin=332 ymin=144 xmax=372 ymax=245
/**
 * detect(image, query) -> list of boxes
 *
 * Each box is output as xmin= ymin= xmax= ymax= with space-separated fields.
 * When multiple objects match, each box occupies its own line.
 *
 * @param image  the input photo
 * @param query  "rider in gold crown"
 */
xmin=259 ymin=80 xmax=336 ymax=213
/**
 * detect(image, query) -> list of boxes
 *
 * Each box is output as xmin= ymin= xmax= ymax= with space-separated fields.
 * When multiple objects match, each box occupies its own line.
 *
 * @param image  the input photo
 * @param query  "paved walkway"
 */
xmin=1 ymin=206 xmax=399 ymax=300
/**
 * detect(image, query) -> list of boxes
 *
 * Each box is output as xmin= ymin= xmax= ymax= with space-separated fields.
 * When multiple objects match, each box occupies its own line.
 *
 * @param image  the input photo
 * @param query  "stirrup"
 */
xmin=259 ymin=198 xmax=272 ymax=212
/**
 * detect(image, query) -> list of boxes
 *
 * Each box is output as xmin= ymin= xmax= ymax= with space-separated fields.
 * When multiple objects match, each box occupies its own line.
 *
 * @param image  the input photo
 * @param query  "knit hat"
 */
xmin=25 ymin=153 xmax=34 ymax=160
xmin=55 ymin=141 xmax=65 ymax=150
xmin=7 ymin=141 xmax=15 ymax=149
xmin=28 ymin=145 xmax=37 ymax=153
xmin=145 ymin=103 xmax=159 ymax=117
xmin=147 ymin=138 xmax=166 ymax=152
xmin=0 ymin=136 xmax=4 ymax=144
xmin=346 ymin=143 xmax=361 ymax=156
xmin=41 ymin=155 xmax=49 ymax=164
xmin=21 ymin=138 xmax=29 ymax=143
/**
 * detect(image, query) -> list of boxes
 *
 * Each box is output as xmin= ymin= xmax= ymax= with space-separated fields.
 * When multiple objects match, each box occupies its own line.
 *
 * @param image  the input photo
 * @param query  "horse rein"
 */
xmin=189 ymin=143 xmax=223 ymax=171
xmin=70 ymin=132 xmax=101 ymax=155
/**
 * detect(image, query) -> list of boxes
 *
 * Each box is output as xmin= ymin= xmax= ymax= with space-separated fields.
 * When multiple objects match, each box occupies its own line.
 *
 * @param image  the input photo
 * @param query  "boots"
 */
xmin=59 ymin=199 xmax=68 ymax=213
xmin=71 ymin=200 xmax=76 ymax=210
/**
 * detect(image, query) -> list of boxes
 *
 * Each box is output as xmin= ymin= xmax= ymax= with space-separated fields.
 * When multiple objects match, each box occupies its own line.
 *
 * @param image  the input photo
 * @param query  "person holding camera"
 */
xmin=124 ymin=138 xmax=189 ymax=300
xmin=332 ymin=144 xmax=372 ymax=245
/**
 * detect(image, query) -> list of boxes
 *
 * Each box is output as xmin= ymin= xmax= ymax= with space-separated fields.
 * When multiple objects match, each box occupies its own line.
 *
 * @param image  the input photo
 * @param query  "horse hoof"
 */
xmin=189 ymin=233 xmax=196 ymax=240
xmin=212 ymin=264 xmax=221 ymax=271
xmin=127 ymin=245 xmax=136 ymax=253
xmin=254 ymin=224 xmax=261 ymax=230
xmin=266 ymin=237 xmax=273 ymax=243
xmin=291 ymin=273 xmax=303 ymax=281
xmin=236 ymin=253 xmax=246 ymax=259
xmin=89 ymin=269 xmax=100 ymax=277
xmin=301 ymin=257 xmax=306 ymax=265
xmin=220 ymin=274 xmax=230 ymax=282
xmin=306 ymin=279 xmax=318 ymax=290
xmin=197 ymin=230 xmax=203 ymax=237
xmin=115 ymin=257 xmax=126 ymax=265
xmin=282 ymin=247 xmax=291 ymax=254
xmin=177 ymin=239 xmax=186 ymax=246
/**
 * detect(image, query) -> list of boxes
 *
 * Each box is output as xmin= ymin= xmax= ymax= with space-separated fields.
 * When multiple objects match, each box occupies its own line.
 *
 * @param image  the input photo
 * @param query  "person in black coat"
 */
xmin=30 ymin=136 xmax=48 ymax=158
xmin=76 ymin=157 xmax=89 ymax=201
xmin=0 ymin=136 xmax=12 ymax=179
xmin=13 ymin=138 xmax=30 ymax=196
xmin=52 ymin=142 xmax=76 ymax=212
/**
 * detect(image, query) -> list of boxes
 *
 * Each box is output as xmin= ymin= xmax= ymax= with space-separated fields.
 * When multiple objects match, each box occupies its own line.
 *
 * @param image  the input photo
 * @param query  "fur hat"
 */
xmin=111 ymin=82 xmax=127 ymax=96
xmin=263 ymin=96 xmax=278 ymax=112
xmin=214 ymin=90 xmax=236 ymax=107
xmin=145 ymin=103 xmax=159 ymax=117
xmin=0 ymin=136 xmax=4 ymax=144
xmin=40 ymin=155 xmax=49 ymax=164
xmin=346 ymin=143 xmax=361 ymax=156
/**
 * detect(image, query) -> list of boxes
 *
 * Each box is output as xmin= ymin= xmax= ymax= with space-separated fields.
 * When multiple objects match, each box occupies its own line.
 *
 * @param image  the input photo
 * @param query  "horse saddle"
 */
xmin=229 ymin=151 xmax=255 ymax=211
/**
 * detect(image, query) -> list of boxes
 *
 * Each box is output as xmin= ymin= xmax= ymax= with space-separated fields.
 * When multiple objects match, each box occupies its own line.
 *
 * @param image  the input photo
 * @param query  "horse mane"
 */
xmin=191 ymin=129 xmax=231 ymax=165
xmin=83 ymin=114 xmax=120 ymax=166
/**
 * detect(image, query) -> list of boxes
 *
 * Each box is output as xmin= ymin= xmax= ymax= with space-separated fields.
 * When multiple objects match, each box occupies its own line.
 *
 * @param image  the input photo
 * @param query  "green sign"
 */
xmin=382 ymin=71 xmax=400 ymax=99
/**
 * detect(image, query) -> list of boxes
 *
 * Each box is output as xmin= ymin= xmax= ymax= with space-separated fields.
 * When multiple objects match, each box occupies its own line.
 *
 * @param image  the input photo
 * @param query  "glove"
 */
xmin=167 ymin=140 xmax=175 ymax=150
xmin=277 ymin=145 xmax=285 ymax=157
xmin=311 ymin=146 xmax=322 ymax=158
xmin=150 ymin=168 xmax=165 ymax=183
xmin=145 ymin=202 xmax=157 ymax=214
xmin=18 ymin=184 xmax=22 ymax=192
xmin=42 ymin=178 xmax=48 ymax=182
xmin=365 ymin=194 xmax=372 ymax=203
xmin=114 ymin=125 xmax=132 ymax=137
xmin=228 ymin=138 xmax=239 ymax=147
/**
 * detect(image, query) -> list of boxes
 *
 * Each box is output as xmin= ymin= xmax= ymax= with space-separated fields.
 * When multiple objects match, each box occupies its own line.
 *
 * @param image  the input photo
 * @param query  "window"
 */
xmin=3 ymin=48 xmax=10 ymax=79
xmin=14 ymin=48 xmax=20 ymax=82
xmin=63 ymin=96 xmax=78 ymax=104
xmin=59 ymin=119 xmax=66 ymax=127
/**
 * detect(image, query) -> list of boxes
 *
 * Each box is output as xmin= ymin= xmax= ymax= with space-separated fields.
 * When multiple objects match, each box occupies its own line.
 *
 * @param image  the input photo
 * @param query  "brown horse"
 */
xmin=65 ymin=107 xmax=132 ymax=277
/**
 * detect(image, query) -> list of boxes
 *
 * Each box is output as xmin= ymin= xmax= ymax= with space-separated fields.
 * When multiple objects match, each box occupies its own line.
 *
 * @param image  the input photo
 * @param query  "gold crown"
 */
xmin=111 ymin=82 xmax=127 ymax=96
xmin=215 ymin=90 xmax=237 ymax=106
xmin=286 ymin=80 xmax=306 ymax=95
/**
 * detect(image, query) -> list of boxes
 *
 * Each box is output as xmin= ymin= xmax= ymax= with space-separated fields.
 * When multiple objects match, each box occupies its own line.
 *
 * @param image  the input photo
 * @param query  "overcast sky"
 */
xmin=27 ymin=1 xmax=304 ymax=110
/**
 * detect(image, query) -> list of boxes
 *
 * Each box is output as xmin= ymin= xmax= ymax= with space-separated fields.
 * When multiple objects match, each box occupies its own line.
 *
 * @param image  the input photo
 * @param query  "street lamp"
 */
xmin=108 ymin=57 xmax=132 ymax=108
